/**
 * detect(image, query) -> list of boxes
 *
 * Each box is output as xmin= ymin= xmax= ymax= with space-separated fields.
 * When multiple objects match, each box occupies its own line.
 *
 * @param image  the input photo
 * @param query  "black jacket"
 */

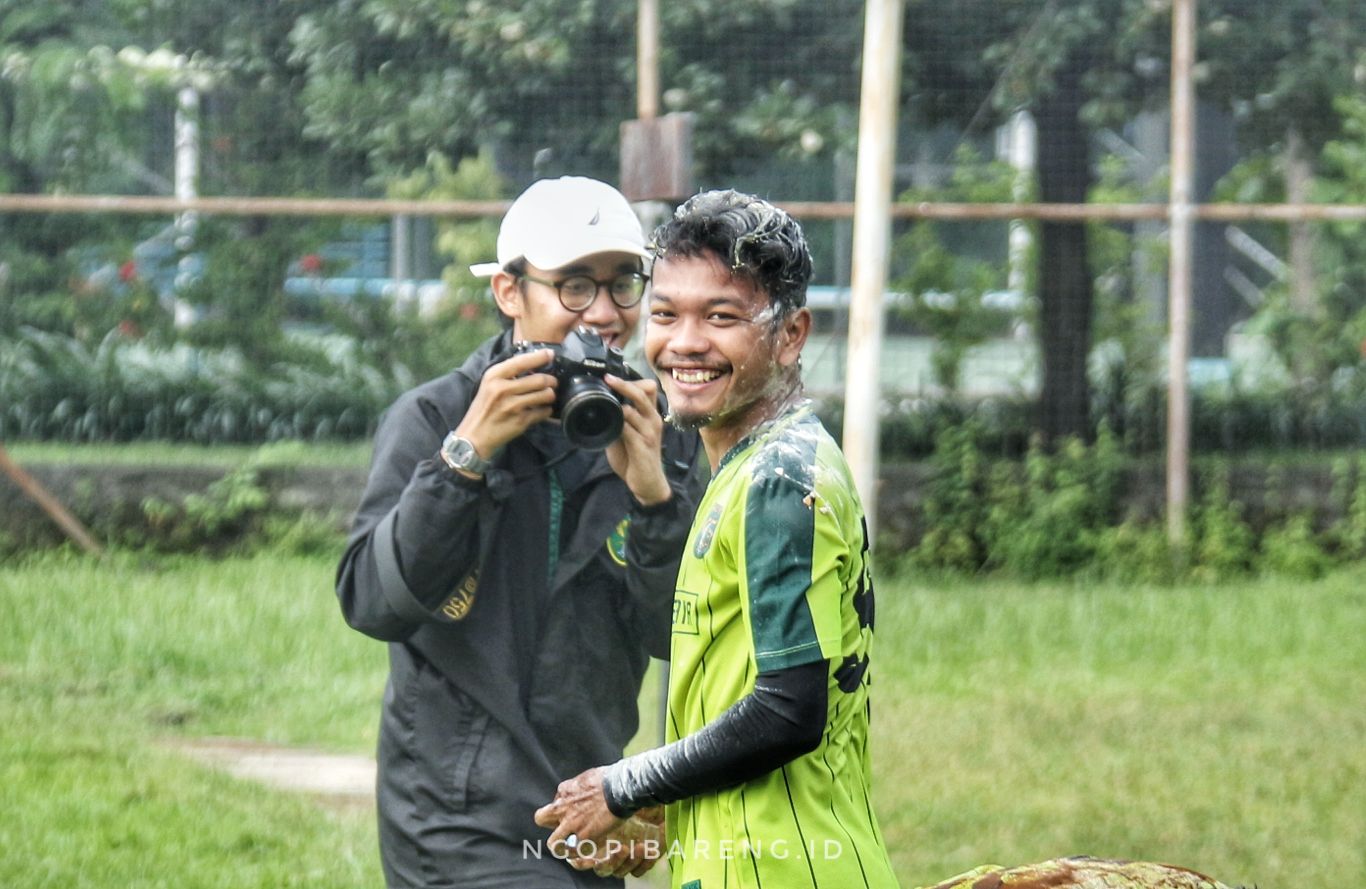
xmin=336 ymin=331 xmax=702 ymax=888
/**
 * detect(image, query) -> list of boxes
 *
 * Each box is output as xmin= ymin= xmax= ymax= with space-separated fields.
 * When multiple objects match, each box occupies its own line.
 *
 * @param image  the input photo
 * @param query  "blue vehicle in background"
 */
xmin=85 ymin=218 xmax=448 ymax=328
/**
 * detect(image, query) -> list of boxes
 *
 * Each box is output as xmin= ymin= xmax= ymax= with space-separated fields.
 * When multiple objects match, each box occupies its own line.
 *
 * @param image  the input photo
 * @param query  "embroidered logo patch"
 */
xmin=606 ymin=517 xmax=630 ymax=566
xmin=439 ymin=571 xmax=479 ymax=621
xmin=692 ymin=503 xmax=722 ymax=558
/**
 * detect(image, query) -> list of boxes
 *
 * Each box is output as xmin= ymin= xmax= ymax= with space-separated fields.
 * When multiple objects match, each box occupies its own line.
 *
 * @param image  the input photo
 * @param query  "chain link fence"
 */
xmin=3 ymin=0 xmax=1366 ymax=552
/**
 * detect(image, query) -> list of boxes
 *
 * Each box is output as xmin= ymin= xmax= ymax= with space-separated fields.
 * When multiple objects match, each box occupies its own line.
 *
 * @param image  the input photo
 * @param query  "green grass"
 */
xmin=1 ymin=551 xmax=1362 ymax=888
xmin=875 ymin=568 xmax=1366 ymax=888
xmin=0 ymin=551 xmax=385 ymax=888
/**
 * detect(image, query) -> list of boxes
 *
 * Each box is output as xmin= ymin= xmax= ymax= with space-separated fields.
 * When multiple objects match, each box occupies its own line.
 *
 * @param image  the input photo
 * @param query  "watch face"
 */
xmin=443 ymin=434 xmax=486 ymax=472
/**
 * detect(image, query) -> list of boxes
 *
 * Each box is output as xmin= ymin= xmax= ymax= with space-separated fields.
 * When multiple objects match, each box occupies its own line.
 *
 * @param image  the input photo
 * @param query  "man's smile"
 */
xmin=669 ymin=366 xmax=726 ymax=385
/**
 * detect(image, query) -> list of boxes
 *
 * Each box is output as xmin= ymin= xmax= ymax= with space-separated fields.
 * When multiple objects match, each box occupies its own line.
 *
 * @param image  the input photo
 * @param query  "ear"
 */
xmin=490 ymin=271 xmax=524 ymax=320
xmin=775 ymin=307 xmax=811 ymax=369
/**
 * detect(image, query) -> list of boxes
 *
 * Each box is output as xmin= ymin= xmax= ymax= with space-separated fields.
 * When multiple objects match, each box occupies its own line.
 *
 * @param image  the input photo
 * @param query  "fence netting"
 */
xmin=1 ymin=0 xmax=1363 ymax=467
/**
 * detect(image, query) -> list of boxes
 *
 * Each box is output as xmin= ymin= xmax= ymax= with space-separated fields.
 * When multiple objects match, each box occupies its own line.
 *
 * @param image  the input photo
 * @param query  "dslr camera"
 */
xmin=511 ymin=327 xmax=641 ymax=450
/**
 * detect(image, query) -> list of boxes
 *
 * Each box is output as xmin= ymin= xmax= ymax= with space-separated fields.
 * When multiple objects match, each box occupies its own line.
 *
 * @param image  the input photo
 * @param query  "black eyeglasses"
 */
xmin=520 ymin=271 xmax=649 ymax=311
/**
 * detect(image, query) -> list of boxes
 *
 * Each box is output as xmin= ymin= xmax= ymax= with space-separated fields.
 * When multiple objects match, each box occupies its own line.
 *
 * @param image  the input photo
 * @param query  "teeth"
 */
xmin=673 ymin=368 xmax=721 ymax=384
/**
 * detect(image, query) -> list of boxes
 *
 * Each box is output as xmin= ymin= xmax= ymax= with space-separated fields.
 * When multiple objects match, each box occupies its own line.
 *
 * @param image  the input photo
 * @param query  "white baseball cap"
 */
xmin=469 ymin=176 xmax=647 ymax=276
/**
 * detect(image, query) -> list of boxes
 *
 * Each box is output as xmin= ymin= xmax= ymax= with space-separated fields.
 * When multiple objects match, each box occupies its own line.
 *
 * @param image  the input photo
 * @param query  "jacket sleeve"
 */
xmin=335 ymin=383 xmax=489 ymax=641
xmin=621 ymin=432 xmax=706 ymax=659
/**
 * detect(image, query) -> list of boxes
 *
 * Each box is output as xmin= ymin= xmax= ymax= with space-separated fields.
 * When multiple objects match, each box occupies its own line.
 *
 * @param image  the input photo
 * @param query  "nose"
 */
xmin=666 ymin=314 xmax=711 ymax=356
xmin=578 ymin=283 xmax=621 ymax=328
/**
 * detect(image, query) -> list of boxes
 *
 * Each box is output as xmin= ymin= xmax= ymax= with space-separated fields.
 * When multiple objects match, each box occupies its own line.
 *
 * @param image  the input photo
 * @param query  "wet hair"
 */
xmin=650 ymin=189 xmax=813 ymax=319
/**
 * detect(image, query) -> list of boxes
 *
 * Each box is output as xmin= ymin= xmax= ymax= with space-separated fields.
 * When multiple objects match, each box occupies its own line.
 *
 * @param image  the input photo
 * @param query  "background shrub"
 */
xmin=0 ymin=328 xmax=402 ymax=443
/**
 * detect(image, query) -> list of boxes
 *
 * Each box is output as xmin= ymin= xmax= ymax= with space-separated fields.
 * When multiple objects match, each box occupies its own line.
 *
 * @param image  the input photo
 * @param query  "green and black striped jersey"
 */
xmin=664 ymin=404 xmax=899 ymax=889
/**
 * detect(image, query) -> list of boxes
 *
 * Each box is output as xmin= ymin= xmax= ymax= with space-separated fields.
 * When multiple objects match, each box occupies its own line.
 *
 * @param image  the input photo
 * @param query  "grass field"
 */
xmin=1 ymin=550 xmax=1361 ymax=888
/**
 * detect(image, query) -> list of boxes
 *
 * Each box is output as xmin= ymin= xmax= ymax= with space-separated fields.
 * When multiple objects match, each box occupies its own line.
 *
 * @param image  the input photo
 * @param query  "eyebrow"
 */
xmin=649 ymin=293 xmax=750 ymax=311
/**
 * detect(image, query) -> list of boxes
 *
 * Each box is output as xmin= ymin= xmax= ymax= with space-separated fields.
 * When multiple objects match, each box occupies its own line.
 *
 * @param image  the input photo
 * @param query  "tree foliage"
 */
xmin=286 ymin=0 xmax=635 ymax=179
xmin=3 ymin=0 xmax=1365 ymax=435
xmin=899 ymin=0 xmax=1366 ymax=439
xmin=891 ymin=146 xmax=1022 ymax=393
xmin=284 ymin=0 xmax=865 ymax=182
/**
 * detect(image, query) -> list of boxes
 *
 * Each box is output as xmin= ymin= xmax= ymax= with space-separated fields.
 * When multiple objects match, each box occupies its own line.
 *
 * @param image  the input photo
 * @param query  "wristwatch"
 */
xmin=440 ymin=432 xmax=493 ymax=477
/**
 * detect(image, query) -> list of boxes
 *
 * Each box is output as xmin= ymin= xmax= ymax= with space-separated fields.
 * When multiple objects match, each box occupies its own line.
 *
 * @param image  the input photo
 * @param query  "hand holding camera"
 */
xmin=506 ymin=328 xmax=673 ymax=504
xmin=456 ymin=329 xmax=670 ymax=504
xmin=510 ymin=327 xmax=642 ymax=451
xmin=453 ymin=347 xmax=560 ymax=463
xmin=601 ymin=370 xmax=672 ymax=506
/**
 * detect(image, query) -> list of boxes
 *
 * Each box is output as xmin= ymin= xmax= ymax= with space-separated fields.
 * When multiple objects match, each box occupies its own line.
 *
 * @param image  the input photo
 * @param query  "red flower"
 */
xmin=119 ymin=260 xmax=138 ymax=283
xmin=117 ymin=320 xmax=142 ymax=338
xmin=459 ymin=302 xmax=481 ymax=320
xmin=298 ymin=253 xmax=324 ymax=275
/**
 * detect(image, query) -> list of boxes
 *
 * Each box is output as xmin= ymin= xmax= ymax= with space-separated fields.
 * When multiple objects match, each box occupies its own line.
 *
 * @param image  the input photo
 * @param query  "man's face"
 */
xmin=645 ymin=252 xmax=803 ymax=434
xmin=493 ymin=251 xmax=643 ymax=349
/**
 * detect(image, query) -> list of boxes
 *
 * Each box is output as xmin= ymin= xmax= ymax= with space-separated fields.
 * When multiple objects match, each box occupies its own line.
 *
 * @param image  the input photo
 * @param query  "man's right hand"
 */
xmin=453 ymin=349 xmax=557 ymax=459
xmin=573 ymin=809 xmax=665 ymax=878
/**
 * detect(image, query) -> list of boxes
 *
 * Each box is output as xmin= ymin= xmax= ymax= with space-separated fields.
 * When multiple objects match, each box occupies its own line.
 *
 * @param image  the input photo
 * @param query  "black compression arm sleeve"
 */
xmin=601 ymin=660 xmax=828 ymax=817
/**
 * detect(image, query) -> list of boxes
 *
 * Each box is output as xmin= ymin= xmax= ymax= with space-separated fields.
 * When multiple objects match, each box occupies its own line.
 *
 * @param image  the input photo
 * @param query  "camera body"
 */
xmin=511 ymin=327 xmax=641 ymax=450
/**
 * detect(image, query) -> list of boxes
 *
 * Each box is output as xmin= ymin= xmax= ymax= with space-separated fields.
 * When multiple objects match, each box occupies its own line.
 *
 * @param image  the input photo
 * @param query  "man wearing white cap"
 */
xmin=337 ymin=177 xmax=703 ymax=887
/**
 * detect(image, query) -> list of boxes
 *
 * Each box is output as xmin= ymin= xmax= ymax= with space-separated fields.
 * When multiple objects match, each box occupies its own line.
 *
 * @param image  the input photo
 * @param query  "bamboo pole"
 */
xmin=635 ymin=0 xmax=669 ymax=750
xmin=843 ymin=0 xmax=906 ymax=536
xmin=1194 ymin=203 xmax=1366 ymax=222
xmin=0 ymin=194 xmax=509 ymax=218
xmin=1 ymin=193 xmax=1363 ymax=223
xmin=1166 ymin=0 xmax=1197 ymax=547
xmin=784 ymin=202 xmax=1366 ymax=222
xmin=637 ymin=0 xmax=659 ymax=121
xmin=0 ymin=445 xmax=104 ymax=556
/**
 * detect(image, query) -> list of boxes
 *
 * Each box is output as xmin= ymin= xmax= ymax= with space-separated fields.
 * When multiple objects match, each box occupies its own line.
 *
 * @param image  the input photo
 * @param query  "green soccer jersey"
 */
xmin=664 ymin=404 xmax=899 ymax=889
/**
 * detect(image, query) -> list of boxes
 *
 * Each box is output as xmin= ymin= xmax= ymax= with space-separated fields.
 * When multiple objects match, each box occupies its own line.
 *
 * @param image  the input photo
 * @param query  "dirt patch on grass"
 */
xmin=167 ymin=736 xmax=375 ymax=810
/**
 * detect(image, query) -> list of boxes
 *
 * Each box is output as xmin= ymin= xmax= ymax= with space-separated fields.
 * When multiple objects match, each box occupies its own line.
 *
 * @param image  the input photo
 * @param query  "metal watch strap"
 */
xmin=441 ymin=432 xmax=493 ymax=475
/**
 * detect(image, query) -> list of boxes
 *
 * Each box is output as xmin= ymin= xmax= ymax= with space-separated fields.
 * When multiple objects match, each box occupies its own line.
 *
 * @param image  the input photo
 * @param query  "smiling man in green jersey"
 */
xmin=536 ymin=190 xmax=899 ymax=889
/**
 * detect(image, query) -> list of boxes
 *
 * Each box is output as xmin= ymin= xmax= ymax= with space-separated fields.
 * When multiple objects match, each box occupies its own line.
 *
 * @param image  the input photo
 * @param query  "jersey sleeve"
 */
xmin=740 ymin=454 xmax=849 ymax=673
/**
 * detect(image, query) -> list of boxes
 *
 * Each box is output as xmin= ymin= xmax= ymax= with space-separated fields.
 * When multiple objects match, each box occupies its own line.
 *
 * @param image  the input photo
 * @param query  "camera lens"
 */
xmin=558 ymin=376 xmax=624 ymax=450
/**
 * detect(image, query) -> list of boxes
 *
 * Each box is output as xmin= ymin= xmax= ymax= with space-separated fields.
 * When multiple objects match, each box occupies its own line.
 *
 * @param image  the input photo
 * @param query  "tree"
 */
xmin=990 ymin=0 xmax=1220 ymax=443
xmin=1033 ymin=39 xmax=1099 ymax=442
xmin=285 ymin=0 xmax=639 ymax=181
xmin=1197 ymin=0 xmax=1366 ymax=382
xmin=8 ymin=0 xmax=1365 ymax=409
xmin=899 ymin=0 xmax=1366 ymax=441
xmin=99 ymin=0 xmax=353 ymax=360
xmin=283 ymin=0 xmax=867 ymax=185
xmin=0 ymin=2 xmax=160 ymax=338
xmin=890 ymin=147 xmax=1021 ymax=394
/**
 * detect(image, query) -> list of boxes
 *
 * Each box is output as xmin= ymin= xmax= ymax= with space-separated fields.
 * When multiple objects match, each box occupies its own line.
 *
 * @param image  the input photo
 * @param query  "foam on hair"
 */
xmin=651 ymin=189 xmax=813 ymax=318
